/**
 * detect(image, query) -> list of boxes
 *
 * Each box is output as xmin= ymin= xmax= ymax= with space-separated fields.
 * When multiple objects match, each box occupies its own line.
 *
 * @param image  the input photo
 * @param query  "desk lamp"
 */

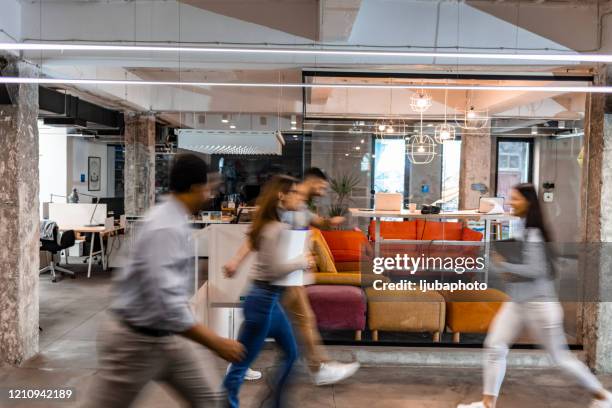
xmin=77 ymin=191 xmax=102 ymax=227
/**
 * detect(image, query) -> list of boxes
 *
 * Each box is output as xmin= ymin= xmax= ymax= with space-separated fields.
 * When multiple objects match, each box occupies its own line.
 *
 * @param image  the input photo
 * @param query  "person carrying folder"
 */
xmin=224 ymin=168 xmax=360 ymax=386
xmin=223 ymin=175 xmax=316 ymax=408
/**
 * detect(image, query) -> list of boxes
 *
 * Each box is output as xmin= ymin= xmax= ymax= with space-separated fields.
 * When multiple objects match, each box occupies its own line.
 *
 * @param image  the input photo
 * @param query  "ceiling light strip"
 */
xmin=2 ymin=42 xmax=612 ymax=63
xmin=0 ymin=77 xmax=610 ymax=93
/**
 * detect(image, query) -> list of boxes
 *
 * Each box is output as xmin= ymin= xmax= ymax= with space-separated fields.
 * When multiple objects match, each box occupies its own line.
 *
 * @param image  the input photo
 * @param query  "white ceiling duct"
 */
xmin=177 ymin=129 xmax=285 ymax=155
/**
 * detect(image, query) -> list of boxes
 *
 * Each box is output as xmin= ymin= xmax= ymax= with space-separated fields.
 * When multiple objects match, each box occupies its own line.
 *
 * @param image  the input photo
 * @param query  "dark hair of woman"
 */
xmin=248 ymin=175 xmax=298 ymax=250
xmin=514 ymin=183 xmax=556 ymax=277
xmin=513 ymin=183 xmax=552 ymax=242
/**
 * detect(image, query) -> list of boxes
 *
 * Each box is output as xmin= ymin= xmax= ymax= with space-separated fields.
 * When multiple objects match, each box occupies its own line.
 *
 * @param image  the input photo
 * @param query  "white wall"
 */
xmin=0 ymin=0 xmax=21 ymax=43
xmin=38 ymin=121 xmax=68 ymax=217
xmin=68 ymin=138 xmax=109 ymax=202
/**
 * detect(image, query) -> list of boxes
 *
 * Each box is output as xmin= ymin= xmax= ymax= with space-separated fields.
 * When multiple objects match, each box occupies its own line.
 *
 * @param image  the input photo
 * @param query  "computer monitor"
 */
xmin=98 ymin=197 xmax=124 ymax=219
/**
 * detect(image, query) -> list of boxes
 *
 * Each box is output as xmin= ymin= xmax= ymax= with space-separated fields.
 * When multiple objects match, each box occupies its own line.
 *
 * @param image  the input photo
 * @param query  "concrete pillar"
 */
xmin=580 ymin=65 xmax=612 ymax=373
xmin=124 ymin=113 xmax=155 ymax=216
xmin=458 ymin=125 xmax=492 ymax=210
xmin=0 ymin=61 xmax=40 ymax=365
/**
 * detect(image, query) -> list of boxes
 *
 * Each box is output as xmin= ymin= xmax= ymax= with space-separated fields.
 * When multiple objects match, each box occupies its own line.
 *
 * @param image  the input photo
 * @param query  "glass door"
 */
xmin=496 ymin=138 xmax=533 ymax=208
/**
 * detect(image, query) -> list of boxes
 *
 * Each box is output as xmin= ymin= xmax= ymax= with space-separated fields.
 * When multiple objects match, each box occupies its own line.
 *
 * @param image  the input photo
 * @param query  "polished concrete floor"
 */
xmin=1 ymin=265 xmax=611 ymax=408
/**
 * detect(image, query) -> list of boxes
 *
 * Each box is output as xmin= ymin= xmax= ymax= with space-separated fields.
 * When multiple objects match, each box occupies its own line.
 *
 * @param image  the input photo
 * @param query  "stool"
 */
xmin=306 ymin=285 xmax=367 ymax=341
xmin=440 ymin=289 xmax=510 ymax=343
xmin=365 ymin=288 xmax=445 ymax=342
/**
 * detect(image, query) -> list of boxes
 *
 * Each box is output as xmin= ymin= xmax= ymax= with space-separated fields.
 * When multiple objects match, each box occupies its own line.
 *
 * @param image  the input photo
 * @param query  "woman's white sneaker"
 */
xmin=244 ymin=368 xmax=263 ymax=381
xmin=226 ymin=365 xmax=263 ymax=381
xmin=312 ymin=361 xmax=360 ymax=386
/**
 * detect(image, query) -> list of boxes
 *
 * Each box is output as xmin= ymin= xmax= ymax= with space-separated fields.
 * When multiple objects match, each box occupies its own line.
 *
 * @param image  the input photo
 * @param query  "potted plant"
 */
xmin=329 ymin=173 xmax=360 ymax=218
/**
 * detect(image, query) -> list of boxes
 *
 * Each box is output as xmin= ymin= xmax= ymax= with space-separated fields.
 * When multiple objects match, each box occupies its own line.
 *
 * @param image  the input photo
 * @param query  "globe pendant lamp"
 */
xmin=375 ymin=84 xmax=407 ymax=139
xmin=374 ymin=118 xmax=407 ymax=139
xmin=454 ymin=91 xmax=488 ymax=130
xmin=407 ymin=112 xmax=436 ymax=164
xmin=410 ymin=89 xmax=432 ymax=113
xmin=458 ymin=105 xmax=489 ymax=130
xmin=434 ymin=88 xmax=456 ymax=143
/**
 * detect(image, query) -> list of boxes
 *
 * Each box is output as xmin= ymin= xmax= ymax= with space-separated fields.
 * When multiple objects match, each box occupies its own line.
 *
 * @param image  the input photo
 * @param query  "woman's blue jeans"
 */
xmin=223 ymin=282 xmax=298 ymax=408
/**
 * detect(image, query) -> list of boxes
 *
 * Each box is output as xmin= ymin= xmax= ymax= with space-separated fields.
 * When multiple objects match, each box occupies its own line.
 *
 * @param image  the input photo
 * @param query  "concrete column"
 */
xmin=458 ymin=125 xmax=492 ymax=210
xmin=124 ymin=113 xmax=155 ymax=216
xmin=0 ymin=61 xmax=40 ymax=365
xmin=580 ymin=65 xmax=612 ymax=373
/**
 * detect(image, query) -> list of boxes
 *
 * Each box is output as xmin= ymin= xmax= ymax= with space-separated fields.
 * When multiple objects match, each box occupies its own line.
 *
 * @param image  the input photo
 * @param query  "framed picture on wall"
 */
xmin=88 ymin=156 xmax=101 ymax=191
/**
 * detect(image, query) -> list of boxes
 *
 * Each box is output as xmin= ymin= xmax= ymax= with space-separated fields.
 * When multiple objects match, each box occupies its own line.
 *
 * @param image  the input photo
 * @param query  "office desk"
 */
xmin=60 ymin=225 xmax=124 ymax=278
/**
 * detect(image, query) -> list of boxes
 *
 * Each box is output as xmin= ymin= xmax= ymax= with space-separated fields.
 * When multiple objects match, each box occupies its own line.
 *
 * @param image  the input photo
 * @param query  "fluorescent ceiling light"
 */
xmin=178 ymin=129 xmax=284 ymax=155
xmin=1 ymin=77 xmax=610 ymax=93
xmin=3 ymin=42 xmax=612 ymax=63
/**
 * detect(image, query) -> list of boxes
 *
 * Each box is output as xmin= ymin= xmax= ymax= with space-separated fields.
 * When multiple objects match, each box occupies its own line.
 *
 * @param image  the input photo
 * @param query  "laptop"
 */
xmin=374 ymin=193 xmax=404 ymax=211
xmin=478 ymin=197 xmax=505 ymax=214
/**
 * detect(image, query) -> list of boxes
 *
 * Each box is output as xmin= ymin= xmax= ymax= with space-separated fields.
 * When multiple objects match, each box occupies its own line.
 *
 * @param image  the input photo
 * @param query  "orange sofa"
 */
xmin=310 ymin=229 xmax=384 ymax=287
xmin=368 ymin=219 xmax=483 ymax=242
xmin=368 ymin=220 xmax=483 ymax=277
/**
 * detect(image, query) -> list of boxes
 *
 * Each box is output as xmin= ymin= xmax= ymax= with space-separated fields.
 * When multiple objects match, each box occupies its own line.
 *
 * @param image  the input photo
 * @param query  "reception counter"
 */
xmin=193 ymin=223 xmax=252 ymax=339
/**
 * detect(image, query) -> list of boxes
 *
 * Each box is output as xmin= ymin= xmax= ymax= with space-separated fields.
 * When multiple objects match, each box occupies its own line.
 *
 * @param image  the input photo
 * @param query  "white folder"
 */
xmin=273 ymin=229 xmax=309 ymax=287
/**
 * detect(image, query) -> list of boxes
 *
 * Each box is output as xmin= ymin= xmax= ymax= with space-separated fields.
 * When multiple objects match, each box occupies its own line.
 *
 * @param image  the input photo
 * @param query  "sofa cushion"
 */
xmin=306 ymin=285 xmax=366 ymax=331
xmin=462 ymin=227 xmax=484 ymax=242
xmin=335 ymin=261 xmax=362 ymax=272
xmin=320 ymin=229 xmax=368 ymax=263
xmin=368 ymin=220 xmax=417 ymax=241
xmin=311 ymin=229 xmax=337 ymax=273
xmin=440 ymin=289 xmax=510 ymax=333
xmin=417 ymin=220 xmax=463 ymax=241
xmin=313 ymin=272 xmax=389 ymax=287
xmin=365 ymin=287 xmax=445 ymax=333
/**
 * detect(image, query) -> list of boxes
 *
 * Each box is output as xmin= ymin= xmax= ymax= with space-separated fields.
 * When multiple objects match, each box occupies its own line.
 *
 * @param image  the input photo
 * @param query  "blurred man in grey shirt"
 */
xmin=86 ymin=154 xmax=244 ymax=408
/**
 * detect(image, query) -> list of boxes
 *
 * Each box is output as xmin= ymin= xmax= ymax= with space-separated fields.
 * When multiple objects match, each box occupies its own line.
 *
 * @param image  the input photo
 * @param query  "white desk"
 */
xmin=60 ymin=225 xmax=124 ymax=278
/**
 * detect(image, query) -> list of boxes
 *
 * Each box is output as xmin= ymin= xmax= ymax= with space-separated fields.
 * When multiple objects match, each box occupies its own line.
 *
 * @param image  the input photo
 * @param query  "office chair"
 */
xmin=40 ymin=226 xmax=76 ymax=282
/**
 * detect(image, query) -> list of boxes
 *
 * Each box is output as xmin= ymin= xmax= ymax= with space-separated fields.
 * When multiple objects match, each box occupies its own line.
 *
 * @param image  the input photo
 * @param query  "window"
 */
xmin=373 ymin=138 xmax=405 ymax=194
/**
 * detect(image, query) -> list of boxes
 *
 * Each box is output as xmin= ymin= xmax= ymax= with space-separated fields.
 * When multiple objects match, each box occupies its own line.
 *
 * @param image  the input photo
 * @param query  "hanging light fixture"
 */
xmin=373 ymin=118 xmax=407 ymax=138
xmin=374 ymin=82 xmax=407 ymax=139
xmin=434 ymin=88 xmax=456 ymax=143
xmin=407 ymin=111 xmax=436 ymax=164
xmin=410 ymin=89 xmax=432 ymax=113
xmin=458 ymin=105 xmax=488 ymax=130
xmin=455 ymin=91 xmax=489 ymax=130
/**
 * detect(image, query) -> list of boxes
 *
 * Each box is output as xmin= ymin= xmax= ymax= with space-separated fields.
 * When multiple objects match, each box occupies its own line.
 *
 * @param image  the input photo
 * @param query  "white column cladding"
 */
xmin=458 ymin=124 xmax=492 ymax=210
xmin=0 ymin=61 xmax=40 ymax=365
xmin=124 ymin=113 xmax=156 ymax=216
xmin=581 ymin=65 xmax=612 ymax=373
